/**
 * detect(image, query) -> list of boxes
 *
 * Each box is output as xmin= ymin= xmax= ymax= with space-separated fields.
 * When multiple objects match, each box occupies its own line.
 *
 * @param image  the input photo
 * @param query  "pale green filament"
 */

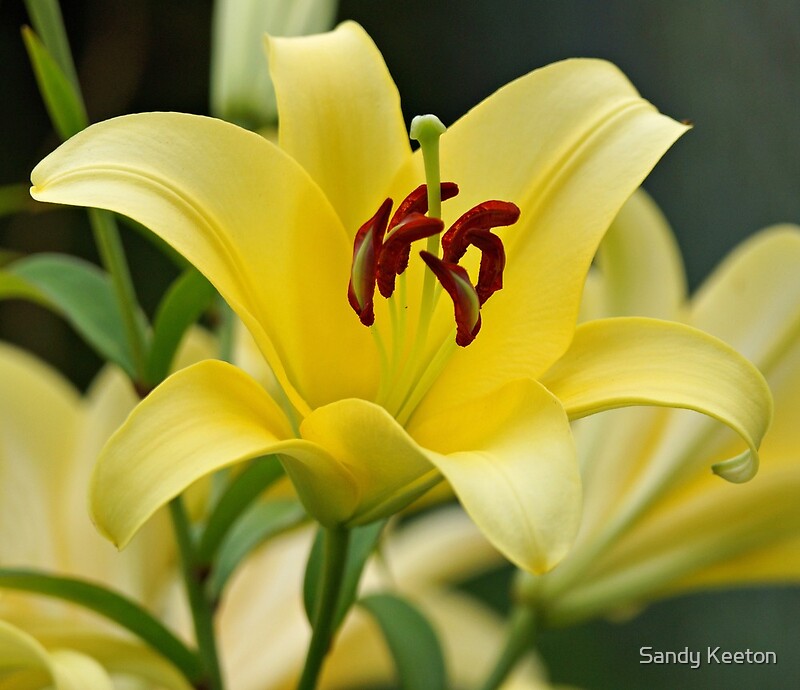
xmin=396 ymin=337 xmax=458 ymax=426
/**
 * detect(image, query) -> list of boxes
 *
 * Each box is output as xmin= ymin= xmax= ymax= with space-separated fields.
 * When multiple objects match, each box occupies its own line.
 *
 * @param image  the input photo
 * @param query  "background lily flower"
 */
xmin=210 ymin=0 xmax=338 ymax=128
xmin=0 ymin=341 xmax=185 ymax=689
xmin=524 ymin=191 xmax=800 ymax=624
xmin=30 ymin=22 xmax=770 ymax=574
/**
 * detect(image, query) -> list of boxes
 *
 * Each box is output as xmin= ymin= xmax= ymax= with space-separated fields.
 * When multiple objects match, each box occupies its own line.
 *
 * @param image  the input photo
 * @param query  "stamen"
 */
xmin=347 ymin=198 xmax=392 ymax=326
xmin=388 ymin=182 xmax=459 ymax=228
xmin=379 ymin=183 xmax=458 ymax=299
xmin=441 ymin=201 xmax=520 ymax=264
xmin=377 ymin=213 xmax=444 ymax=298
xmin=441 ymin=201 xmax=519 ymax=305
xmin=419 ymin=251 xmax=482 ymax=347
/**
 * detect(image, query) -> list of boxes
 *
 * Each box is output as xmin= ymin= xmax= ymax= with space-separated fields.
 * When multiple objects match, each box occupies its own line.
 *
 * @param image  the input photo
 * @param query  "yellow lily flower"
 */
xmin=0 ymin=342 xmax=188 ymax=690
xmin=524 ymin=191 xmax=800 ymax=624
xmin=0 ymin=341 xmax=556 ymax=689
xmin=30 ymin=22 xmax=771 ymax=573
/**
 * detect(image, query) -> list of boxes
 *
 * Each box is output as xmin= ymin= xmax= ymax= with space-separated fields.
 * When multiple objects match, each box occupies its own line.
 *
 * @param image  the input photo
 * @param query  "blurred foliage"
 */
xmin=2 ymin=1 xmax=799 ymax=688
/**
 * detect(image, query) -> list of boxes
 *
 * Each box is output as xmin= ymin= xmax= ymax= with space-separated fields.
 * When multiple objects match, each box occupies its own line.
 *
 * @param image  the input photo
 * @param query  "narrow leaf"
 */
xmin=358 ymin=593 xmax=447 ymax=690
xmin=208 ymin=498 xmax=307 ymax=599
xmin=23 ymin=0 xmax=81 ymax=91
xmin=196 ymin=456 xmax=285 ymax=566
xmin=22 ymin=26 xmax=88 ymax=140
xmin=2 ymin=253 xmax=140 ymax=376
xmin=0 ymin=569 xmax=202 ymax=684
xmin=146 ymin=268 xmax=217 ymax=384
xmin=303 ymin=520 xmax=386 ymax=629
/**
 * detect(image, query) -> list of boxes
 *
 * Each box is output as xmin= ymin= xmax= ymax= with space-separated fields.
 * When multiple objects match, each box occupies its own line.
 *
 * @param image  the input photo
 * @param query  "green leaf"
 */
xmin=208 ymin=498 xmax=307 ymax=600
xmin=146 ymin=268 xmax=217 ymax=385
xmin=304 ymin=520 xmax=386 ymax=629
xmin=0 ymin=271 xmax=48 ymax=303
xmin=22 ymin=26 xmax=88 ymax=140
xmin=358 ymin=593 xmax=448 ymax=690
xmin=1 ymin=253 xmax=143 ymax=377
xmin=196 ymin=456 xmax=285 ymax=567
xmin=23 ymin=0 xmax=81 ymax=92
xmin=0 ymin=569 xmax=202 ymax=684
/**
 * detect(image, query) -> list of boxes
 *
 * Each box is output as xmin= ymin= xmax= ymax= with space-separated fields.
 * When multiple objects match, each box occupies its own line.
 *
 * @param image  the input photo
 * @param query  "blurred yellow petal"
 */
xmin=22 ymin=628 xmax=192 ymax=690
xmin=0 ymin=622 xmax=112 ymax=690
xmin=541 ymin=317 xmax=772 ymax=482
xmin=591 ymin=188 xmax=687 ymax=320
xmin=676 ymin=536 xmax=800 ymax=589
xmin=690 ymin=225 xmax=800 ymax=371
xmin=269 ymin=21 xmax=411 ymax=230
xmin=210 ymin=0 xmax=338 ymax=126
xmin=30 ymin=112 xmax=378 ymax=413
xmin=382 ymin=505 xmax=504 ymax=587
xmin=550 ymin=464 xmax=800 ymax=624
xmin=595 ymin=337 xmax=800 ymax=598
xmin=415 ymin=59 xmax=688 ymax=417
xmin=0 ymin=344 xmax=78 ymax=571
xmin=411 ymin=380 xmax=580 ymax=573
xmin=90 ymin=360 xmax=358 ymax=548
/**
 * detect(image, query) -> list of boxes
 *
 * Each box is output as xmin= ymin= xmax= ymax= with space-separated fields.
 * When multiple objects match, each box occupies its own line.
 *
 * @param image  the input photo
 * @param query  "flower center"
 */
xmin=347 ymin=114 xmax=520 ymax=420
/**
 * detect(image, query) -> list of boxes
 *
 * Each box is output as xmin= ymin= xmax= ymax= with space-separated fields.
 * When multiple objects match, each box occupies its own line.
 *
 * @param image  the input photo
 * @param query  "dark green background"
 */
xmin=2 ymin=1 xmax=799 ymax=687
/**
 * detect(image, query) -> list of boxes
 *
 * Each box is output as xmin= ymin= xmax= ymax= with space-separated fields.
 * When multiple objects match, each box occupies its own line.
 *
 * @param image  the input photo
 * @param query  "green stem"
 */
xmin=298 ymin=526 xmax=351 ymax=690
xmin=169 ymin=498 xmax=225 ymax=690
xmin=89 ymin=208 xmax=148 ymax=381
xmin=477 ymin=606 xmax=537 ymax=690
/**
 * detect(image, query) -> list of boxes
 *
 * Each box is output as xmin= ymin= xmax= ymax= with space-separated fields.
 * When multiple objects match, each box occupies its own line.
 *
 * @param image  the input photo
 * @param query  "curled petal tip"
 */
xmin=712 ymin=449 xmax=759 ymax=484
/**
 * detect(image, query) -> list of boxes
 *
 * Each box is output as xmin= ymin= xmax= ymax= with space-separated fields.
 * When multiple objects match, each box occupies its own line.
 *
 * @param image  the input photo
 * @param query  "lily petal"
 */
xmin=591 ymin=188 xmax=687 ymax=320
xmin=300 ymin=399 xmax=439 ymax=524
xmin=268 ymin=22 xmax=412 ymax=231
xmin=541 ymin=317 xmax=772 ymax=482
xmin=30 ymin=112 xmax=378 ymax=412
xmin=553 ymin=464 xmax=800 ymax=624
xmin=612 ymin=335 xmax=800 ymax=594
xmin=90 ymin=360 xmax=358 ymax=548
xmin=413 ymin=59 xmax=688 ymax=417
xmin=24 ymin=628 xmax=192 ymax=690
xmin=0 ymin=343 xmax=79 ymax=571
xmin=0 ymin=621 xmax=112 ymax=690
xmin=410 ymin=379 xmax=580 ymax=574
xmin=690 ymin=225 xmax=800 ymax=372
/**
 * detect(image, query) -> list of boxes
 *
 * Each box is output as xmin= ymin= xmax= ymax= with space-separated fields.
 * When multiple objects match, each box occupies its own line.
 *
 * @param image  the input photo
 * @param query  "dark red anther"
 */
xmin=441 ymin=200 xmax=520 ymax=264
xmin=420 ymin=251 xmax=482 ymax=347
xmin=438 ymin=200 xmax=519 ymax=306
xmin=347 ymin=198 xmax=392 ymax=326
xmin=463 ymin=228 xmax=506 ymax=305
xmin=376 ymin=213 xmax=444 ymax=298
xmin=388 ymin=182 xmax=459 ymax=229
